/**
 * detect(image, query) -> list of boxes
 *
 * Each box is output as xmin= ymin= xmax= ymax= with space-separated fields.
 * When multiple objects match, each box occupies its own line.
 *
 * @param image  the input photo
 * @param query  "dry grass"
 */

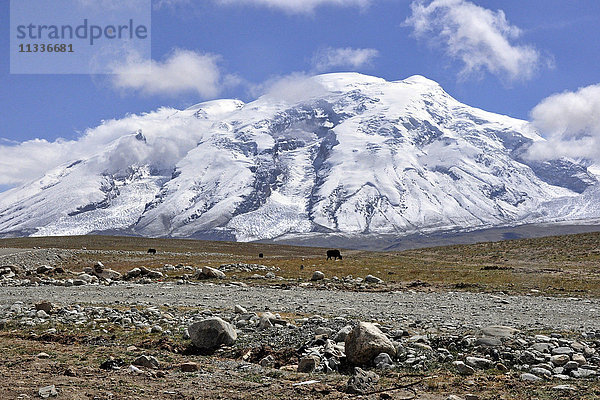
xmin=1 ymin=232 xmax=600 ymax=296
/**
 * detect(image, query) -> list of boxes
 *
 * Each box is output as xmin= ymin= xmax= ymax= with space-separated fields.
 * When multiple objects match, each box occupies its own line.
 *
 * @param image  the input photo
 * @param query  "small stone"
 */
xmin=38 ymin=385 xmax=58 ymax=398
xmin=572 ymin=353 xmax=586 ymax=366
xmin=447 ymin=396 xmax=465 ymax=400
xmin=63 ymin=367 xmax=76 ymax=377
xmin=258 ymin=316 xmax=274 ymax=330
xmin=553 ymin=374 xmax=571 ymax=380
xmin=453 ymin=361 xmax=475 ymax=376
xmin=99 ymin=357 xmax=124 ymax=370
xmin=36 ymin=265 xmax=54 ymax=275
xmin=550 ymin=354 xmax=570 ymax=366
xmin=534 ymin=334 xmax=551 ymax=342
xmin=531 ymin=367 xmax=551 ymax=378
xmin=333 ymin=325 xmax=353 ymax=343
xmin=315 ymin=326 xmax=335 ymax=338
xmin=259 ymin=355 xmax=275 ymax=367
xmin=465 ymin=356 xmax=494 ymax=369
xmin=531 ymin=343 xmax=553 ymax=353
xmin=234 ymin=305 xmax=247 ymax=314
xmin=311 ymin=271 xmax=325 ymax=281
xmin=496 ymin=362 xmax=509 ymax=372
xmin=520 ymin=373 xmax=542 ymax=381
xmin=36 ymin=352 xmax=50 ymax=359
xmin=464 ymin=395 xmax=479 ymax=400
xmin=298 ymin=355 xmax=320 ymax=373
xmin=151 ymin=325 xmax=163 ymax=333
xmin=35 ymin=301 xmax=53 ymax=314
xmin=265 ymin=272 xmax=276 ymax=279
xmin=133 ymin=355 xmax=159 ymax=369
xmin=128 ymin=365 xmax=143 ymax=374
xmin=78 ymin=273 xmax=95 ymax=283
xmin=552 ymin=384 xmax=577 ymax=391
xmin=364 ymin=275 xmax=383 ymax=284
xmin=374 ymin=353 xmax=394 ymax=369
xmin=552 ymin=347 xmax=573 ymax=356
xmin=180 ymin=362 xmax=199 ymax=372
xmin=481 ymin=326 xmax=518 ymax=338
xmin=346 ymin=367 xmax=379 ymax=395
xmin=476 ymin=337 xmax=501 ymax=347
xmin=36 ymin=310 xmax=49 ymax=319
xmin=571 ymin=368 xmax=596 ymax=378
xmin=564 ymin=361 xmax=579 ymax=370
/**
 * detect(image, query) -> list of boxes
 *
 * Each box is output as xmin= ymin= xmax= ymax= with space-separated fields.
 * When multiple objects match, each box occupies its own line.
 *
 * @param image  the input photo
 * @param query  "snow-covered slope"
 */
xmin=0 ymin=73 xmax=598 ymax=240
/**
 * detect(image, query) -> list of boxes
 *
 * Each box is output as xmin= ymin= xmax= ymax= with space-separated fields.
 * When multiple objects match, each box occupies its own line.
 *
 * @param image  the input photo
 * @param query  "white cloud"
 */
xmin=405 ymin=0 xmax=544 ymax=81
xmin=249 ymin=72 xmax=329 ymax=103
xmin=312 ymin=47 xmax=379 ymax=72
xmin=527 ymin=84 xmax=600 ymax=162
xmin=110 ymin=49 xmax=235 ymax=98
xmin=0 ymin=108 xmax=211 ymax=186
xmin=215 ymin=0 xmax=369 ymax=14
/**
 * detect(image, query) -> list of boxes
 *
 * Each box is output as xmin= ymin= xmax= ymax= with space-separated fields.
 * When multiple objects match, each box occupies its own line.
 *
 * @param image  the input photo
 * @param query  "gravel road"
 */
xmin=1 ymin=283 xmax=598 ymax=333
xmin=0 ymin=248 xmax=33 ymax=257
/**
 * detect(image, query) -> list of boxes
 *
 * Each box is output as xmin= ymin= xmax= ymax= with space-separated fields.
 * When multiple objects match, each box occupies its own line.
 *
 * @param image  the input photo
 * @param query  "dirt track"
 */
xmin=0 ymin=248 xmax=32 ymax=257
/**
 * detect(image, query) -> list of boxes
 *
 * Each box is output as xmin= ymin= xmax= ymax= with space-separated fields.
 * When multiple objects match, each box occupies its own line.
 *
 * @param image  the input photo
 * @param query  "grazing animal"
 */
xmin=326 ymin=249 xmax=342 ymax=260
xmin=258 ymin=253 xmax=264 ymax=258
xmin=147 ymin=248 xmax=157 ymax=254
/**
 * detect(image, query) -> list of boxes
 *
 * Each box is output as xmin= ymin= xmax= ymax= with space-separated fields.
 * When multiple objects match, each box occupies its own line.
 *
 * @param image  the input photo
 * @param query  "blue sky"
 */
xmin=1 ymin=0 xmax=600 ymax=188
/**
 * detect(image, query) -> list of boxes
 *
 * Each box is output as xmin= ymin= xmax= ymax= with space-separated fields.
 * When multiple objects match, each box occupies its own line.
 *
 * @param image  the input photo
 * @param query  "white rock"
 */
xmin=453 ymin=361 xmax=475 ymax=376
xmin=38 ymin=385 xmax=58 ymax=398
xmin=311 ymin=271 xmax=325 ymax=281
xmin=345 ymin=322 xmax=395 ymax=365
xmin=234 ymin=305 xmax=247 ymax=314
xmin=520 ymin=373 xmax=542 ymax=381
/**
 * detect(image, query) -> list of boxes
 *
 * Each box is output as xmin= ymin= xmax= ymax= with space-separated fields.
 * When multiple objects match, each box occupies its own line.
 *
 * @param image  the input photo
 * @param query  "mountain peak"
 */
xmin=401 ymin=74 xmax=441 ymax=86
xmin=0 ymin=73 xmax=597 ymax=240
xmin=311 ymin=72 xmax=386 ymax=91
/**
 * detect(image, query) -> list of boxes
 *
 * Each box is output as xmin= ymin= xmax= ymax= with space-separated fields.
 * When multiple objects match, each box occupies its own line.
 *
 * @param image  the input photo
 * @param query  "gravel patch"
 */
xmin=0 ymin=283 xmax=598 ymax=332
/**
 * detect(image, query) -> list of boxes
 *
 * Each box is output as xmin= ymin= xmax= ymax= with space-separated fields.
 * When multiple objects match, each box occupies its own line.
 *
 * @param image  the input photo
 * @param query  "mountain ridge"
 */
xmin=0 ymin=72 xmax=598 ymax=240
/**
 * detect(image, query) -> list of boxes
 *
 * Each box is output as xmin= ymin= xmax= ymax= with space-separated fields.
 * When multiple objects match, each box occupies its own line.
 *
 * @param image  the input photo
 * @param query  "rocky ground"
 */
xmin=1 ymin=240 xmax=600 ymax=399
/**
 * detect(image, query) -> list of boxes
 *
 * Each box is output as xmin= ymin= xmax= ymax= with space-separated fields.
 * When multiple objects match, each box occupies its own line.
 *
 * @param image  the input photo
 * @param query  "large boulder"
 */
xmin=345 ymin=322 xmax=395 ymax=365
xmin=139 ymin=266 xmax=164 ymax=279
xmin=124 ymin=268 xmax=142 ymax=280
xmin=188 ymin=317 xmax=237 ymax=350
xmin=96 ymin=268 xmax=121 ymax=281
xmin=195 ymin=266 xmax=226 ymax=280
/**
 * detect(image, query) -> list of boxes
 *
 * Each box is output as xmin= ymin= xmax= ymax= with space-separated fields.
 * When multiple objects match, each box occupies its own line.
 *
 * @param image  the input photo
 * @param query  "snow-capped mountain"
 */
xmin=0 ymin=73 xmax=598 ymax=241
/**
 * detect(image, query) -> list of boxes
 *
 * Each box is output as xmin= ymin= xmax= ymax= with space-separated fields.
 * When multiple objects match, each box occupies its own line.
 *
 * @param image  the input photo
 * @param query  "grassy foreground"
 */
xmin=1 ymin=231 xmax=599 ymax=296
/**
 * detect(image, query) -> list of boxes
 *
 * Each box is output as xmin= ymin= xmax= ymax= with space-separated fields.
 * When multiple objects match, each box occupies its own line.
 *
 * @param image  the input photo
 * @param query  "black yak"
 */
xmin=147 ymin=248 xmax=157 ymax=254
xmin=326 ymin=249 xmax=342 ymax=260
